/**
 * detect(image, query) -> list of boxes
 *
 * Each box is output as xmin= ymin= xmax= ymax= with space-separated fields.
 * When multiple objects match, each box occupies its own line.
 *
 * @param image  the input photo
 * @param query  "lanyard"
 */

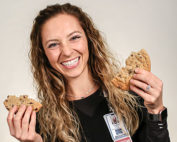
xmin=102 ymin=91 xmax=132 ymax=142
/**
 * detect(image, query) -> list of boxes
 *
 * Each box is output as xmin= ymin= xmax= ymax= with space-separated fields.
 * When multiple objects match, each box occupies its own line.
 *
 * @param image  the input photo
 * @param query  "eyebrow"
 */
xmin=45 ymin=31 xmax=82 ymax=46
xmin=67 ymin=31 xmax=82 ymax=37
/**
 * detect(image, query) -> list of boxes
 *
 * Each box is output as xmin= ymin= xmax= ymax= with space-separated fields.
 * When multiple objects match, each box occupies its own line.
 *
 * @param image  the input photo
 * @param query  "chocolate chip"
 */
xmin=128 ymin=70 xmax=133 ymax=74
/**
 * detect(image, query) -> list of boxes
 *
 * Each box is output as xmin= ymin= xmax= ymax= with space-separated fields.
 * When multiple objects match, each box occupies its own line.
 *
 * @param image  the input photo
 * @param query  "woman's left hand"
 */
xmin=130 ymin=68 xmax=164 ymax=114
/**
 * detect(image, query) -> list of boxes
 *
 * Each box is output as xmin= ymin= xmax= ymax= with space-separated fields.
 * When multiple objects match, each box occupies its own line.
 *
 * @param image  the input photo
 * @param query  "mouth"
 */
xmin=61 ymin=56 xmax=80 ymax=68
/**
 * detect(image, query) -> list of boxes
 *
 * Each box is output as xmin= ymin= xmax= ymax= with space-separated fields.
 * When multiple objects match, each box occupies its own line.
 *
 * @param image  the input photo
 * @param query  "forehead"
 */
xmin=41 ymin=14 xmax=83 ymax=39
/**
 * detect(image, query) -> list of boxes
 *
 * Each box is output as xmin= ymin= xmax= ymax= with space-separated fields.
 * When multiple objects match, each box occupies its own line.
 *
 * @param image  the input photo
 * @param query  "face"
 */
xmin=41 ymin=14 xmax=89 ymax=81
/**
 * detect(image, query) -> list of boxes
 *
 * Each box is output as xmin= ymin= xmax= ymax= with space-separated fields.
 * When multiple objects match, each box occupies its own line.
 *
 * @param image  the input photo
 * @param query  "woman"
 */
xmin=7 ymin=3 xmax=170 ymax=142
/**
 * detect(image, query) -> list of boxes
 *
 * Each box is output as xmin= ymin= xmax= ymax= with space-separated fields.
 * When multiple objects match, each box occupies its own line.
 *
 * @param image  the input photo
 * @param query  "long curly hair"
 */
xmin=30 ymin=3 xmax=139 ymax=142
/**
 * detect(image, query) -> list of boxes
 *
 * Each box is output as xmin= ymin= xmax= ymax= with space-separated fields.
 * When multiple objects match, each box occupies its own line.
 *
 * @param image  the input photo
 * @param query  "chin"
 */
xmin=63 ymin=70 xmax=83 ymax=79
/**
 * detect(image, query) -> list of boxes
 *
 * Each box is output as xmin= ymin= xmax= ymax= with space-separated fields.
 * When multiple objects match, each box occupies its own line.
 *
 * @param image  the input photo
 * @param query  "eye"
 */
xmin=70 ymin=35 xmax=81 ymax=41
xmin=48 ymin=43 xmax=59 ymax=48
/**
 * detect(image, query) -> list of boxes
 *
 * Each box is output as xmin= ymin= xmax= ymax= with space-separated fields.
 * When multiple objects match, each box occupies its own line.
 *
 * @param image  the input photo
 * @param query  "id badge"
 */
xmin=103 ymin=113 xmax=132 ymax=142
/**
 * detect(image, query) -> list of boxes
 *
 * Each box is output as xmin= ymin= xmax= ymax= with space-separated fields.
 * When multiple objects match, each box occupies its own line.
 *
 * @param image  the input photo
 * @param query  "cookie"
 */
xmin=3 ymin=95 xmax=42 ymax=112
xmin=112 ymin=49 xmax=151 ymax=90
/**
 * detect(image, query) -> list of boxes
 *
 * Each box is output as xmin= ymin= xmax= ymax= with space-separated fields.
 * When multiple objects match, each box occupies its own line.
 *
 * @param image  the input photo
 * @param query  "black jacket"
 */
xmin=36 ymin=88 xmax=170 ymax=142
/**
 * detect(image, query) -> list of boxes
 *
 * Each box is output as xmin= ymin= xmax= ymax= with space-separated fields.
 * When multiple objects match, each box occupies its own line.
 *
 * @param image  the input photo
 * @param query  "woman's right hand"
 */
xmin=7 ymin=105 xmax=43 ymax=142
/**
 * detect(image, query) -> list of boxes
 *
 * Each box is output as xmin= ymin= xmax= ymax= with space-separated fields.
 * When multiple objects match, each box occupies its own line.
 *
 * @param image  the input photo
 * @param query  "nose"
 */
xmin=61 ymin=42 xmax=73 ymax=57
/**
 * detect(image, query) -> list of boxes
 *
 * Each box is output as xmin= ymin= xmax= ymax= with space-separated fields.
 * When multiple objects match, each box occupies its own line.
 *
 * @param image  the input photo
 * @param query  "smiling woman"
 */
xmin=6 ymin=3 xmax=170 ymax=142
xmin=41 ymin=14 xmax=89 ymax=80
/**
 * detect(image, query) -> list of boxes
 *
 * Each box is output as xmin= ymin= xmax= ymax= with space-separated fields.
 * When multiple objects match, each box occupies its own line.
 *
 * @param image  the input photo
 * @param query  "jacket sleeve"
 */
xmin=146 ymin=109 xmax=170 ymax=142
xmin=129 ymin=91 xmax=170 ymax=142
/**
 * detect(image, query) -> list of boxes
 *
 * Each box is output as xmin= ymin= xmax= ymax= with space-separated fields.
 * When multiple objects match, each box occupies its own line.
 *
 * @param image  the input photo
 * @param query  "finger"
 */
xmin=135 ymin=68 xmax=157 ymax=80
xmin=7 ymin=105 xmax=18 ymax=136
xmin=135 ymin=68 xmax=161 ymax=82
xmin=130 ymin=84 xmax=151 ymax=101
xmin=133 ymin=72 xmax=157 ymax=87
xmin=21 ymin=106 xmax=33 ymax=134
xmin=29 ymin=111 xmax=36 ymax=133
xmin=130 ymin=79 xmax=154 ymax=94
xmin=135 ymin=68 xmax=149 ymax=74
xmin=135 ymin=68 xmax=164 ymax=91
xmin=13 ymin=105 xmax=27 ymax=138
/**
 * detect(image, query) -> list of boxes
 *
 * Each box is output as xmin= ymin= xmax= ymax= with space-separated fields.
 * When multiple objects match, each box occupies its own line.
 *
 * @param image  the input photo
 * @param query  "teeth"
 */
xmin=62 ymin=57 xmax=79 ymax=66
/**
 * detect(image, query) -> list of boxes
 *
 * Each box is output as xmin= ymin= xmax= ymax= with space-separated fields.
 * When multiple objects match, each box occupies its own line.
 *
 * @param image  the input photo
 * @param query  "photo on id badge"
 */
xmin=110 ymin=114 xmax=124 ymax=136
xmin=111 ymin=114 xmax=132 ymax=142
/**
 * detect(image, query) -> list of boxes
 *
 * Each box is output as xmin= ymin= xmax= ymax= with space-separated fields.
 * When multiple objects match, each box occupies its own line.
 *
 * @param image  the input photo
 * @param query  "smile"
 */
xmin=61 ymin=57 xmax=80 ymax=68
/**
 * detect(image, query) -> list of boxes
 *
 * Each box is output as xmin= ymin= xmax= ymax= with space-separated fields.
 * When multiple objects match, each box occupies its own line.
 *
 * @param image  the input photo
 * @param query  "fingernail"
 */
xmin=28 ymin=106 xmax=32 ymax=110
xmin=135 ymin=68 xmax=138 ymax=73
xmin=21 ymin=104 xmax=26 ymax=108
xmin=12 ymin=105 xmax=17 ymax=111
xmin=33 ymin=111 xmax=36 ymax=115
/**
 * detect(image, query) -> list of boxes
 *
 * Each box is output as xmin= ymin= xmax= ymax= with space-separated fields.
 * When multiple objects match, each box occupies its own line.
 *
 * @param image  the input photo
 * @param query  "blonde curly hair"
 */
xmin=30 ymin=3 xmax=139 ymax=142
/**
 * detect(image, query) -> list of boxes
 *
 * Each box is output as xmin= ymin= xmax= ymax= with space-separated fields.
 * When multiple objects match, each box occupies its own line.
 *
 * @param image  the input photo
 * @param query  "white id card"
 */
xmin=103 ymin=113 xmax=132 ymax=142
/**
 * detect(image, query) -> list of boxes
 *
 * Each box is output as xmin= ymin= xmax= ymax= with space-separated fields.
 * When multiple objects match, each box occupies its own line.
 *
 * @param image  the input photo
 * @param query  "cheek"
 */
xmin=45 ymin=50 xmax=60 ymax=64
xmin=78 ymin=45 xmax=89 ymax=64
xmin=77 ymin=40 xmax=89 ymax=57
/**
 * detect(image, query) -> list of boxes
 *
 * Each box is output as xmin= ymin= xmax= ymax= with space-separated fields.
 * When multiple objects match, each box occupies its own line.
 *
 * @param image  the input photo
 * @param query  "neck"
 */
xmin=66 ymin=68 xmax=99 ymax=101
